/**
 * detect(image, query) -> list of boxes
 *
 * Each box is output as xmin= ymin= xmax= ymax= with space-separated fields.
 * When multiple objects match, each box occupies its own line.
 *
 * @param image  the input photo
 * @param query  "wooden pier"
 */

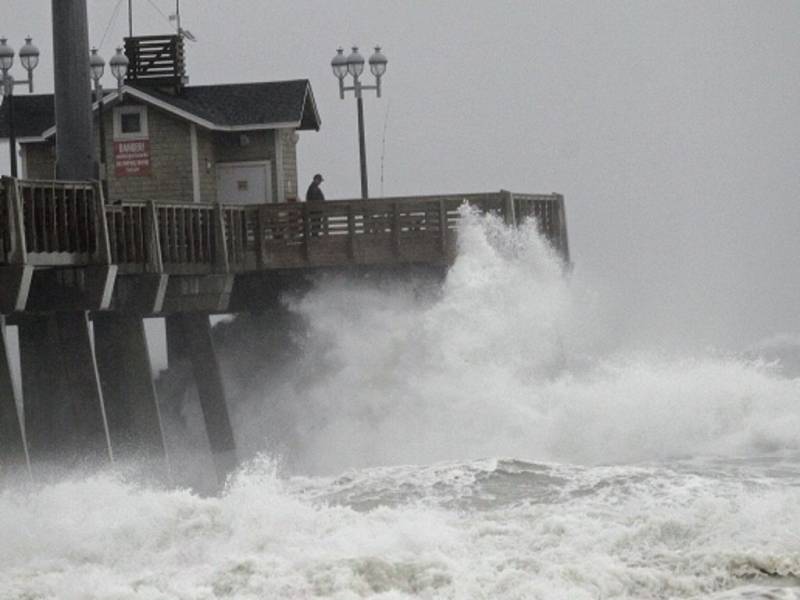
xmin=0 ymin=176 xmax=569 ymax=482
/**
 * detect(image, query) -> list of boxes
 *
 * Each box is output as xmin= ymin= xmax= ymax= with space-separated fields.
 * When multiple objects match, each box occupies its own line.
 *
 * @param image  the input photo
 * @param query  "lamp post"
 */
xmin=331 ymin=45 xmax=387 ymax=200
xmin=109 ymin=47 xmax=129 ymax=91
xmin=90 ymin=47 xmax=127 ymax=195
xmin=0 ymin=37 xmax=40 ymax=178
xmin=90 ymin=48 xmax=108 ymax=189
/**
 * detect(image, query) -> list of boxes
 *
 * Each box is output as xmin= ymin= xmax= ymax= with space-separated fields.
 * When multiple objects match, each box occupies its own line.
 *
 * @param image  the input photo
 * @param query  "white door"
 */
xmin=215 ymin=161 xmax=272 ymax=204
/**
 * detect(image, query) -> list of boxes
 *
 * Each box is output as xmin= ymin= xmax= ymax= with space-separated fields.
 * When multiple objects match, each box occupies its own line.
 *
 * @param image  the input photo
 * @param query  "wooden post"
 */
xmin=0 ymin=178 xmax=33 ymax=314
xmin=145 ymin=201 xmax=164 ymax=273
xmin=2 ymin=177 xmax=27 ymax=265
xmin=92 ymin=181 xmax=112 ymax=265
xmin=213 ymin=204 xmax=230 ymax=273
xmin=347 ymin=203 xmax=356 ymax=260
xmin=54 ymin=312 xmax=114 ymax=463
xmin=501 ymin=189 xmax=516 ymax=226
xmin=0 ymin=316 xmax=29 ymax=472
xmin=301 ymin=203 xmax=311 ymax=261
xmin=256 ymin=205 xmax=268 ymax=269
xmin=165 ymin=313 xmax=237 ymax=485
xmin=19 ymin=315 xmax=65 ymax=463
xmin=391 ymin=202 xmax=401 ymax=258
xmin=94 ymin=313 xmax=167 ymax=465
xmin=19 ymin=313 xmax=113 ymax=465
xmin=555 ymin=193 xmax=571 ymax=264
xmin=438 ymin=199 xmax=448 ymax=257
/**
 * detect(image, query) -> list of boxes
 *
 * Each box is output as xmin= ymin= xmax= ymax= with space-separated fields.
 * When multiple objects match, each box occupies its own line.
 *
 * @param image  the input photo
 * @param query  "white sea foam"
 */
xmin=2 ymin=206 xmax=799 ymax=598
xmin=1 ymin=457 xmax=799 ymax=599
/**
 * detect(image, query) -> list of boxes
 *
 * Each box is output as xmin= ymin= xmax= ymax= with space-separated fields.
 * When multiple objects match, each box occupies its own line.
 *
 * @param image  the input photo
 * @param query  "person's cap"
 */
xmin=314 ymin=173 xmax=324 ymax=181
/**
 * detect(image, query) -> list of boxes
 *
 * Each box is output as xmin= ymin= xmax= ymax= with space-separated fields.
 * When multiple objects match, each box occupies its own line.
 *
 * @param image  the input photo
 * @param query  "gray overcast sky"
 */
xmin=1 ymin=1 xmax=798 ymax=350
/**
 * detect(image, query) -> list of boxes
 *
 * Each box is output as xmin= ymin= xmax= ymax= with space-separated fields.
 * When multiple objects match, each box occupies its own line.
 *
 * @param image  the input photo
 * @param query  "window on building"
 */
xmin=113 ymin=105 xmax=149 ymax=140
xmin=120 ymin=112 xmax=142 ymax=134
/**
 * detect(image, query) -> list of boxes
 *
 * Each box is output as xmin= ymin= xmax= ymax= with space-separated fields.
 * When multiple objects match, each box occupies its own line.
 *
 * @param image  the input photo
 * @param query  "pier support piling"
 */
xmin=94 ymin=313 xmax=167 ymax=465
xmin=19 ymin=312 xmax=112 ymax=466
xmin=165 ymin=313 xmax=237 ymax=484
xmin=0 ymin=316 xmax=28 ymax=471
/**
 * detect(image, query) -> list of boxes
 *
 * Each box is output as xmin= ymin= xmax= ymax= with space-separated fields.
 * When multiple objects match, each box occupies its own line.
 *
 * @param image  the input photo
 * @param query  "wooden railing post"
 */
xmin=144 ymin=201 xmax=164 ymax=273
xmin=392 ymin=202 xmax=401 ymax=257
xmin=555 ymin=193 xmax=570 ymax=265
xmin=92 ymin=181 xmax=112 ymax=265
xmin=2 ymin=176 xmax=27 ymax=265
xmin=256 ymin=204 xmax=268 ymax=268
xmin=438 ymin=199 xmax=447 ymax=257
xmin=301 ymin=203 xmax=311 ymax=261
xmin=347 ymin=203 xmax=356 ymax=260
xmin=213 ymin=203 xmax=230 ymax=273
xmin=501 ymin=189 xmax=516 ymax=226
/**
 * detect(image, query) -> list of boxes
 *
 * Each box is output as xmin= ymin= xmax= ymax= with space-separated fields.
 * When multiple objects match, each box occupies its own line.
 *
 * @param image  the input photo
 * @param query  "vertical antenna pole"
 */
xmin=128 ymin=0 xmax=133 ymax=37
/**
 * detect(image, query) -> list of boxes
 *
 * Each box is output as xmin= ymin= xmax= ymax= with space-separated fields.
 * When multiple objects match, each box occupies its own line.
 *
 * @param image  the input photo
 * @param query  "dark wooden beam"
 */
xmin=94 ymin=313 xmax=167 ymax=466
xmin=165 ymin=313 xmax=236 ymax=485
xmin=0 ymin=316 xmax=28 ymax=471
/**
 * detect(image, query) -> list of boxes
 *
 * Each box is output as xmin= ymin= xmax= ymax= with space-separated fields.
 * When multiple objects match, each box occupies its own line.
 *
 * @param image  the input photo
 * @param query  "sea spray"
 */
xmin=3 ymin=208 xmax=799 ymax=598
xmin=216 ymin=207 xmax=800 ymax=474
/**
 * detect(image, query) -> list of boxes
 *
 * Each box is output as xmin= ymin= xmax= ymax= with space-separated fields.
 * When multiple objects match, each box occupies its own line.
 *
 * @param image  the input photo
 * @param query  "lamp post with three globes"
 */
xmin=331 ymin=45 xmax=387 ymax=200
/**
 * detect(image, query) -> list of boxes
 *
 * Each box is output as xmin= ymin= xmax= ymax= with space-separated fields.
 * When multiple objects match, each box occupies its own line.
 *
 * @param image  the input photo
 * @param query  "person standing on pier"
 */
xmin=306 ymin=173 xmax=325 ymax=202
xmin=306 ymin=174 xmax=325 ymax=235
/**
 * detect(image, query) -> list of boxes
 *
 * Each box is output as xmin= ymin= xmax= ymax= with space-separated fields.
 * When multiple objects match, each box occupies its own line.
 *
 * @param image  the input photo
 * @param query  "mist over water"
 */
xmin=2 ymin=208 xmax=799 ymax=598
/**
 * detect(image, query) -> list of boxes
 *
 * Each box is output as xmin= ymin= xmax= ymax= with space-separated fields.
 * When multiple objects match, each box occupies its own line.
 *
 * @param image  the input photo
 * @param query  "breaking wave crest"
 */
xmin=224 ymin=207 xmax=800 ymax=475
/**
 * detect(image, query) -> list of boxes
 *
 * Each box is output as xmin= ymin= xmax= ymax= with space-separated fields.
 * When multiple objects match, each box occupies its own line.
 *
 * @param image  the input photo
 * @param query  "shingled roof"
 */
xmin=0 ymin=94 xmax=56 ymax=139
xmin=0 ymin=79 xmax=320 ymax=140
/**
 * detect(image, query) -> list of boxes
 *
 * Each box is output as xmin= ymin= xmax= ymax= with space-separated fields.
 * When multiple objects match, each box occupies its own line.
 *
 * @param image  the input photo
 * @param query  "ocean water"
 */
xmin=1 ymin=208 xmax=798 ymax=599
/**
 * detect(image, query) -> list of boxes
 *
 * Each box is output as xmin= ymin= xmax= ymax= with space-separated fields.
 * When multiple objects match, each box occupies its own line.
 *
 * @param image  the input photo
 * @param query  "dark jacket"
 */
xmin=306 ymin=182 xmax=325 ymax=202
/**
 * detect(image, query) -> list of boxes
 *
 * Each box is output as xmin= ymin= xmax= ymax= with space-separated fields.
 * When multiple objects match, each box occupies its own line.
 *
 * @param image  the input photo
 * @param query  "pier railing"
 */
xmin=1 ymin=177 xmax=111 ymax=267
xmin=1 ymin=178 xmax=569 ymax=274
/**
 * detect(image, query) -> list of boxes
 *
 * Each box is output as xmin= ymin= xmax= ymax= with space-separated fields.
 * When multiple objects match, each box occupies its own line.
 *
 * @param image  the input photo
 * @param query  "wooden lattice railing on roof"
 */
xmin=0 ymin=179 xmax=570 ymax=275
xmin=123 ymin=34 xmax=186 ymax=92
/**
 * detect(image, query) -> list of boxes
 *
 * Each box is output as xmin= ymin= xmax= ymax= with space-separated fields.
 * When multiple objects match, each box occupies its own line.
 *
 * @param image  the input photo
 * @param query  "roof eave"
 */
xmin=301 ymin=81 xmax=322 ymax=131
xmin=35 ymin=83 xmax=316 ymax=139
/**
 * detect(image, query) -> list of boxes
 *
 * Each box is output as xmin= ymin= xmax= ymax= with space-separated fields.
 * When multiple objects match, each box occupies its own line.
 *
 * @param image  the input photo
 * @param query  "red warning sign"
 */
xmin=114 ymin=140 xmax=151 ymax=177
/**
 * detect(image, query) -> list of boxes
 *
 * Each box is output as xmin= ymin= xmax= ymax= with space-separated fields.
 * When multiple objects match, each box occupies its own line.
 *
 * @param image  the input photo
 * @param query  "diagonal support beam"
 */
xmin=165 ymin=313 xmax=237 ymax=486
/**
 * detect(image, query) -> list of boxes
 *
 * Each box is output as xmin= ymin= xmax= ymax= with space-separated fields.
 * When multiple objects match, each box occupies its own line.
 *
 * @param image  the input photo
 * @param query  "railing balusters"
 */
xmin=169 ymin=207 xmax=178 ymax=264
xmin=28 ymin=186 xmax=38 ymax=252
xmin=1 ymin=181 xmax=568 ymax=271
xmin=187 ymin=210 xmax=196 ymax=263
xmin=392 ymin=202 xmax=401 ymax=257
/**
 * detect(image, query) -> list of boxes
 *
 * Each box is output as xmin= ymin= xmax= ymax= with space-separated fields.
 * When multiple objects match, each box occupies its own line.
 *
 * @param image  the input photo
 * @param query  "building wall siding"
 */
xmin=25 ymin=143 xmax=56 ymax=179
xmin=196 ymin=126 xmax=217 ymax=203
xmin=21 ymin=105 xmax=303 ymax=205
xmin=281 ymin=129 xmax=299 ymax=201
xmin=105 ymin=101 xmax=193 ymax=203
